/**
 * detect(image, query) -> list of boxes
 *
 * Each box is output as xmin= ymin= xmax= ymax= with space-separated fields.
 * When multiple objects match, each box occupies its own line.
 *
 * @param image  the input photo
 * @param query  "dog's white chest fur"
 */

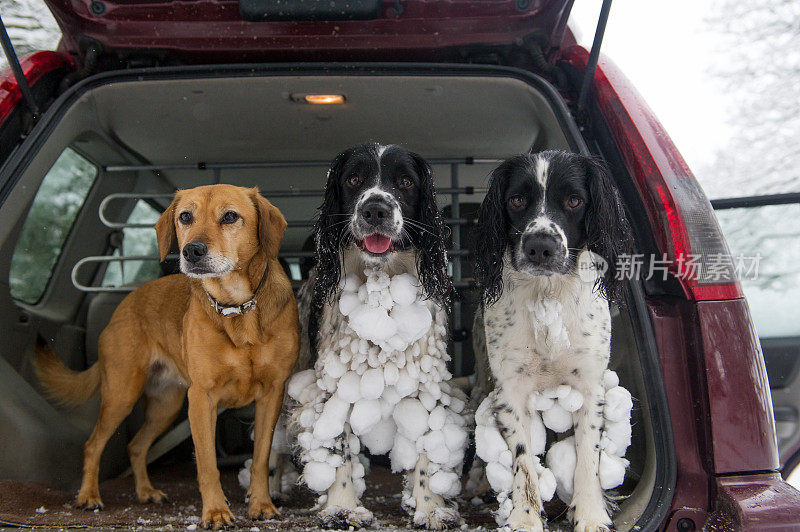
xmin=485 ymin=267 xmax=611 ymax=404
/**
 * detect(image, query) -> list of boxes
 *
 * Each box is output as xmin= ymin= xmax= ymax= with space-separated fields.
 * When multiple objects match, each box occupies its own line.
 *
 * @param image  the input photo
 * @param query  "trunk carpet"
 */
xmin=0 ymin=462 xmax=502 ymax=530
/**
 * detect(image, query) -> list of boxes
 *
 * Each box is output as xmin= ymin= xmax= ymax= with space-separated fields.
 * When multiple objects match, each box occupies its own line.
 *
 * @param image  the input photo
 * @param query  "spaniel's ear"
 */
xmin=155 ymin=192 xmax=181 ymax=262
xmin=408 ymin=150 xmax=453 ymax=308
xmin=311 ymin=149 xmax=349 ymax=313
xmin=475 ymin=161 xmax=513 ymax=306
xmin=251 ymin=188 xmax=287 ymax=260
xmin=582 ymin=155 xmax=633 ymax=302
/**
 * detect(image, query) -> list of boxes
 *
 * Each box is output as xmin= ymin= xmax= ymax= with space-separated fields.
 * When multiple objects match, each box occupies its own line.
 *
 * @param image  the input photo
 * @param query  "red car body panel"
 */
xmin=708 ymin=473 xmax=800 ymax=529
xmin=648 ymin=299 xmax=711 ymax=523
xmin=44 ymin=0 xmax=574 ymax=64
xmin=0 ymin=51 xmax=74 ymax=124
xmin=697 ymin=299 xmax=778 ymax=474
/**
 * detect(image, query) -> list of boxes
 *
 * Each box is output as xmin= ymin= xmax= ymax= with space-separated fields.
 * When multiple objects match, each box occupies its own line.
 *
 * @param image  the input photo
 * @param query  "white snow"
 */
xmin=603 ymin=369 xmax=620 ymax=389
xmin=429 ymin=470 xmax=460 ymax=497
xmin=389 ymin=433 xmax=419 ymax=472
xmin=238 ymin=458 xmax=253 ymax=489
xmin=359 ymin=417 xmax=396 ymax=455
xmin=443 ymin=423 xmax=467 ymax=451
xmin=389 ymin=273 xmax=419 ymax=306
xmin=558 ymin=388 xmax=584 ymax=412
xmin=304 ymin=461 xmax=336 ymax=492
xmin=313 ymin=395 xmax=350 ymax=441
xmin=286 ymin=267 xmax=467 ymax=501
xmin=599 ymin=451 xmax=629 ymax=490
xmin=287 ymin=369 xmax=316 ymax=401
xmin=474 ymin=376 xmax=635 ymax=518
xmin=337 ymin=371 xmax=362 ymax=403
xmin=546 ymin=436 xmax=577 ymax=502
xmin=529 ymin=411 xmax=547 ymax=456
xmin=542 ymin=403 xmax=573 ymax=433
xmin=349 ymin=398 xmax=381 ymax=436
xmin=526 ymin=296 xmax=570 ymax=352
xmin=537 ymin=465 xmax=557 ymax=502
xmin=475 ymin=424 xmax=506 ymax=464
xmin=393 ymin=398 xmax=430 ymax=441
xmin=428 ymin=405 xmax=447 ymax=431
xmin=604 ymin=386 xmax=633 ymax=423
xmin=486 ymin=462 xmax=514 ymax=492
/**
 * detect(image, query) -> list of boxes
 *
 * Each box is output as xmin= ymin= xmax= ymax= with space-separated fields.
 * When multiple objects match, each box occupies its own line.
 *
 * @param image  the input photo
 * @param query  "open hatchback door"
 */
xmin=2 ymin=0 xmax=800 ymax=529
xmin=44 ymin=0 xmax=575 ymax=65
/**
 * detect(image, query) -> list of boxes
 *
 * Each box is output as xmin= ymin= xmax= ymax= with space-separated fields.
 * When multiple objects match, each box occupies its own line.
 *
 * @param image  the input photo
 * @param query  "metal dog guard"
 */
xmin=74 ymin=158 xmax=496 ymax=376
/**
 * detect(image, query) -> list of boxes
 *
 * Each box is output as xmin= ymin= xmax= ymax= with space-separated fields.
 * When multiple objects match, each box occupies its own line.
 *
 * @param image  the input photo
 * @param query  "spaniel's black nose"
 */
xmin=522 ymin=233 xmax=560 ymax=265
xmin=182 ymin=242 xmax=208 ymax=263
xmin=359 ymin=200 xmax=392 ymax=226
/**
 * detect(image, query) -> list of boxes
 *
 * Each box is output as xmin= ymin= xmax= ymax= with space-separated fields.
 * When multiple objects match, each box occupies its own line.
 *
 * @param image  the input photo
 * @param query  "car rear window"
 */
xmin=9 ymin=148 xmax=98 ymax=303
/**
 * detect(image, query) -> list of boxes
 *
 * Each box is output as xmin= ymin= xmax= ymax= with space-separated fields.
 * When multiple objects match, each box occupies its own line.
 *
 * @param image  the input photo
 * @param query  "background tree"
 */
xmin=0 ymin=0 xmax=60 ymax=70
xmin=702 ymin=0 xmax=800 ymax=198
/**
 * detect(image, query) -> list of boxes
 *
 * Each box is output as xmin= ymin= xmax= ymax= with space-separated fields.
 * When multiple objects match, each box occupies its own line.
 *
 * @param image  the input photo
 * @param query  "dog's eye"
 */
xmin=398 ymin=176 xmax=413 ymax=189
xmin=346 ymin=175 xmax=363 ymax=187
xmin=566 ymin=196 xmax=583 ymax=209
xmin=220 ymin=211 xmax=239 ymax=224
xmin=508 ymin=195 xmax=527 ymax=209
xmin=178 ymin=211 xmax=193 ymax=225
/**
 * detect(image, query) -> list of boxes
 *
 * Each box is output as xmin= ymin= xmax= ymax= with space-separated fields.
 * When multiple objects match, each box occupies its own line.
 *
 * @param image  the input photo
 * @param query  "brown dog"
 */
xmin=34 ymin=184 xmax=300 ymax=529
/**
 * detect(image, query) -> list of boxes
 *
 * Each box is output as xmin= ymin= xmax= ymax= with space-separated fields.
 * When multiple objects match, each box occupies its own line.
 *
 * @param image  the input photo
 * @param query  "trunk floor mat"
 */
xmin=0 ymin=461 xmax=502 ymax=530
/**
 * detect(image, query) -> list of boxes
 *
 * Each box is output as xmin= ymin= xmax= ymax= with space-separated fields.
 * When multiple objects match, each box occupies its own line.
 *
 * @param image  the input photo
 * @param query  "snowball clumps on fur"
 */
xmin=286 ymin=268 xmax=468 ymax=502
xmin=475 ymin=371 xmax=634 ymax=524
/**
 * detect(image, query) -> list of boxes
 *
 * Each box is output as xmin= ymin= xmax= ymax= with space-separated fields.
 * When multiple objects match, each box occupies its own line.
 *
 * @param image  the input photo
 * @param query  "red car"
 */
xmin=1 ymin=0 xmax=798 ymax=530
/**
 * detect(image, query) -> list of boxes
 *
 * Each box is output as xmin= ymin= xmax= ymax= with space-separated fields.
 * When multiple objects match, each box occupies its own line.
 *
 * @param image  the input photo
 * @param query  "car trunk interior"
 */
xmin=0 ymin=67 xmax=665 ymax=530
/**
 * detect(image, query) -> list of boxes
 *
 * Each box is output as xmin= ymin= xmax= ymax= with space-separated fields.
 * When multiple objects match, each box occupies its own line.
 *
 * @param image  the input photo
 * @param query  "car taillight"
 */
xmin=563 ymin=45 xmax=742 ymax=301
xmin=0 ymin=51 xmax=73 ymax=126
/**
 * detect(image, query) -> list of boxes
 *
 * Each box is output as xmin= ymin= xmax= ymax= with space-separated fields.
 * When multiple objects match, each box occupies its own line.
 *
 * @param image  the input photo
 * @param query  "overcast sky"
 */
xmin=569 ymin=1 xmax=731 ymax=191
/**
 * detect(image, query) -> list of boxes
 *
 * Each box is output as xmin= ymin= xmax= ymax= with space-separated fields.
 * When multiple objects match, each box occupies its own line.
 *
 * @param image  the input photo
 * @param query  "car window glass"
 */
xmin=716 ymin=204 xmax=800 ymax=338
xmin=9 ymin=148 xmax=98 ymax=303
xmin=101 ymin=200 xmax=161 ymax=288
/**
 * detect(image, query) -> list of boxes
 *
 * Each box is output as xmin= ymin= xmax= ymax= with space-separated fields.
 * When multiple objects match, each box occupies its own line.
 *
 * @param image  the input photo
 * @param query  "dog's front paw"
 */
xmin=572 ymin=503 xmax=612 ymax=532
xmin=319 ymin=505 xmax=374 ymax=529
xmin=76 ymin=490 xmax=104 ymax=511
xmin=201 ymin=505 xmax=235 ymax=530
xmin=413 ymin=506 xmax=461 ymax=530
xmin=573 ymin=521 xmax=611 ymax=532
xmin=504 ymin=514 xmax=545 ymax=532
xmin=137 ymin=486 xmax=168 ymax=504
xmin=248 ymin=495 xmax=280 ymax=521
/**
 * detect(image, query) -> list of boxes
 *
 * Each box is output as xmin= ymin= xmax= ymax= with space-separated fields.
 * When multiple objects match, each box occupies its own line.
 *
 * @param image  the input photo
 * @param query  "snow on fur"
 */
xmin=285 ymin=268 xmax=467 ymax=501
xmin=474 ymin=371 xmax=633 ymax=523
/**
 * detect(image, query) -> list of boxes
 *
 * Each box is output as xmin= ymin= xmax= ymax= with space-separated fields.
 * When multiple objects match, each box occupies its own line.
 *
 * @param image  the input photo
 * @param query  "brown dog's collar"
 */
xmin=205 ymin=261 xmax=269 ymax=317
xmin=207 ymin=292 xmax=257 ymax=316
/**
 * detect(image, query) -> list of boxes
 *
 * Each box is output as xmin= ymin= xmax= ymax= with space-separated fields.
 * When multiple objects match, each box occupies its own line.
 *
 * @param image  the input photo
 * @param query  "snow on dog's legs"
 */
xmin=319 ymin=439 xmax=373 ymax=529
xmin=495 ymin=397 xmax=545 ymax=532
xmin=408 ymin=455 xmax=460 ymax=530
xmin=571 ymin=383 xmax=612 ymax=532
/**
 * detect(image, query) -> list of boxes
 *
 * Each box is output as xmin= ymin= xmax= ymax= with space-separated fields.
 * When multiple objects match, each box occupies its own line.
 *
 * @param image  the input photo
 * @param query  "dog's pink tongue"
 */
xmin=363 ymin=234 xmax=392 ymax=253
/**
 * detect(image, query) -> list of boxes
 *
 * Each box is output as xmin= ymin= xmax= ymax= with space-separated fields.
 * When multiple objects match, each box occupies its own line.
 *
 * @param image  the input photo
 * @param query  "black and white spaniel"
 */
xmin=469 ymin=150 xmax=633 ymax=532
xmin=285 ymin=143 xmax=468 ymax=530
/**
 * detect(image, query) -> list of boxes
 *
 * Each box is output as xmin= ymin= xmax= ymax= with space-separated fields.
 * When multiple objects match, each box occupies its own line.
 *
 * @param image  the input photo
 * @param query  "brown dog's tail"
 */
xmin=33 ymin=336 xmax=101 ymax=406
